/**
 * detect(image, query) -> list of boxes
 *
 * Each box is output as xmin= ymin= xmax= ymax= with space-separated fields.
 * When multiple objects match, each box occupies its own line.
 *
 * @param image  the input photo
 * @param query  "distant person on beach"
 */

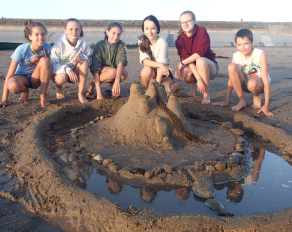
xmin=138 ymin=15 xmax=181 ymax=97
xmin=212 ymin=29 xmax=274 ymax=116
xmin=175 ymin=10 xmax=219 ymax=104
xmin=86 ymin=22 xmax=128 ymax=99
xmin=0 ymin=20 xmax=51 ymax=108
xmin=51 ymin=18 xmax=92 ymax=103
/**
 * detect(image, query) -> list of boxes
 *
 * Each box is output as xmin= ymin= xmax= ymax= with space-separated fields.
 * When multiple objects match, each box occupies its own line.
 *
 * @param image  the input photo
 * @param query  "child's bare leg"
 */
xmin=52 ymin=74 xmax=67 ymax=100
xmin=179 ymin=65 xmax=196 ymax=97
xmin=75 ymin=61 xmax=89 ymax=103
xmin=171 ymin=82 xmax=182 ymax=96
xmin=7 ymin=76 xmax=30 ymax=103
xmin=228 ymin=63 xmax=246 ymax=112
xmin=247 ymin=78 xmax=263 ymax=108
xmin=86 ymin=82 xmax=95 ymax=99
xmin=140 ymin=66 xmax=155 ymax=91
xmin=31 ymin=57 xmax=51 ymax=107
xmin=161 ymin=76 xmax=173 ymax=97
xmin=195 ymin=57 xmax=217 ymax=104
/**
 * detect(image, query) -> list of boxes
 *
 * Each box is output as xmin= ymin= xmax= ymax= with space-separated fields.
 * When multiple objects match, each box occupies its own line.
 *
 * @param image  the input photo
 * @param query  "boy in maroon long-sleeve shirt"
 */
xmin=175 ymin=11 xmax=219 ymax=104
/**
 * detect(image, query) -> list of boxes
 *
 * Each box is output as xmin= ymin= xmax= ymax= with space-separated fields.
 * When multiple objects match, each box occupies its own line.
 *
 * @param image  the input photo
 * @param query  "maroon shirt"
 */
xmin=175 ymin=24 xmax=215 ymax=61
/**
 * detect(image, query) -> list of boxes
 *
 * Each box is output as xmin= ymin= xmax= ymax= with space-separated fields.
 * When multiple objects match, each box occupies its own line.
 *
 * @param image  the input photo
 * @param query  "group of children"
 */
xmin=0 ymin=11 xmax=274 ymax=116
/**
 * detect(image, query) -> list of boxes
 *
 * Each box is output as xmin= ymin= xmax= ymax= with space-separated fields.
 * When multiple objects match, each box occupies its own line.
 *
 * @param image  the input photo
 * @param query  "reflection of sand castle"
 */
xmin=109 ymin=80 xmax=209 ymax=149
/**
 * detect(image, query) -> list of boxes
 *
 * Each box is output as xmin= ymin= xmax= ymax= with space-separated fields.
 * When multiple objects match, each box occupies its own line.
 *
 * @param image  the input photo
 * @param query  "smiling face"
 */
xmin=180 ymin=13 xmax=196 ymax=35
xmin=106 ymin=26 xmax=122 ymax=45
xmin=64 ymin=21 xmax=81 ymax=44
xmin=143 ymin=19 xmax=158 ymax=41
xmin=236 ymin=36 xmax=254 ymax=57
xmin=28 ymin=26 xmax=47 ymax=47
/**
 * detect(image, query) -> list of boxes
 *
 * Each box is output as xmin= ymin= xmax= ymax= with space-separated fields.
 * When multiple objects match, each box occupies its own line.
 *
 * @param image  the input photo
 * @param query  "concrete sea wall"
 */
xmin=1 ymin=19 xmax=292 ymax=47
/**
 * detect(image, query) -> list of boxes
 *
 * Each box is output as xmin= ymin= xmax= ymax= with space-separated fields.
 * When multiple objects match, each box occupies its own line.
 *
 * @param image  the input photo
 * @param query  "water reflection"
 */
xmin=52 ymin=137 xmax=292 ymax=216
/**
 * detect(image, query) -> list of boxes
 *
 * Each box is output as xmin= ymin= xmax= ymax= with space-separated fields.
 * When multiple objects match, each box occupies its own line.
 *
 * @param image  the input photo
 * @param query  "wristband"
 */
xmin=180 ymin=61 xmax=184 ymax=65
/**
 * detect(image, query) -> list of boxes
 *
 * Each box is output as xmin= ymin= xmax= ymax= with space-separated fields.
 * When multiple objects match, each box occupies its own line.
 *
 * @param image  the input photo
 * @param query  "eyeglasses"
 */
xmin=180 ymin=20 xmax=193 ymax=26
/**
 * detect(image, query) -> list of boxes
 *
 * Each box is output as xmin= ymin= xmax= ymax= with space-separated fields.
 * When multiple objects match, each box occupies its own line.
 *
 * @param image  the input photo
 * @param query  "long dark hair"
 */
xmin=65 ymin=18 xmax=84 ymax=37
xmin=104 ymin=22 xmax=123 ymax=39
xmin=138 ymin=15 xmax=160 ymax=61
xmin=24 ymin=19 xmax=47 ymax=41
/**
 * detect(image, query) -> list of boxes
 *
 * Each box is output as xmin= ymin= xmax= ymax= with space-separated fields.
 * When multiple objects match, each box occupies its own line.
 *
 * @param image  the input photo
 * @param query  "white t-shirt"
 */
xmin=233 ymin=48 xmax=271 ymax=82
xmin=139 ymin=36 xmax=169 ymax=66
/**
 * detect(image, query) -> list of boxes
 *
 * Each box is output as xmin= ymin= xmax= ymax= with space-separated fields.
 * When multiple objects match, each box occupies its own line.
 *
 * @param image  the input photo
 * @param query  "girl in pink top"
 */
xmin=175 ymin=11 xmax=219 ymax=104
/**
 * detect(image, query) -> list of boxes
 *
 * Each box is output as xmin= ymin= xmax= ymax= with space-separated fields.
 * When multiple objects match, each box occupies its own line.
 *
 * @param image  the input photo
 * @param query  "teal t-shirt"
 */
xmin=11 ymin=42 xmax=51 ymax=75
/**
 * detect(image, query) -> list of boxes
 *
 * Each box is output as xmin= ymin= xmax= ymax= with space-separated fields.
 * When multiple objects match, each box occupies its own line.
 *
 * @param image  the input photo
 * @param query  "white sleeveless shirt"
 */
xmin=233 ymin=48 xmax=270 ymax=82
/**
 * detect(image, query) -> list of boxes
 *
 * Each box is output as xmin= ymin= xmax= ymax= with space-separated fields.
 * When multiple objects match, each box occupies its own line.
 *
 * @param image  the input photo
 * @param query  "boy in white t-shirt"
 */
xmin=213 ymin=29 xmax=274 ymax=116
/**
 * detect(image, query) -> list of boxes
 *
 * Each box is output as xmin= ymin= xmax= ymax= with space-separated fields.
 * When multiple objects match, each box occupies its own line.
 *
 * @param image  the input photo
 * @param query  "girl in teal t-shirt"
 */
xmin=0 ymin=20 xmax=51 ymax=108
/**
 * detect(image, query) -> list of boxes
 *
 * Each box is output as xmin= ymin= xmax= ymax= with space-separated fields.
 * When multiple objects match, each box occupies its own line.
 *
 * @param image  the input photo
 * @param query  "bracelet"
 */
xmin=1 ymin=100 xmax=7 ymax=103
xmin=197 ymin=78 xmax=202 ymax=81
xmin=180 ymin=61 xmax=184 ymax=65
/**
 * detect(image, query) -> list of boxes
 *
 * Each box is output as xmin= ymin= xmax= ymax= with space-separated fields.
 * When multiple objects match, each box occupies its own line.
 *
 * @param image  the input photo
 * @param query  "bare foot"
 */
xmin=86 ymin=92 xmax=94 ymax=99
xmin=188 ymin=85 xmax=196 ymax=97
xmin=56 ymin=86 xmax=65 ymax=99
xmin=231 ymin=100 xmax=246 ymax=112
xmin=252 ymin=94 xmax=261 ymax=108
xmin=18 ymin=92 xmax=29 ymax=103
xmin=40 ymin=97 xmax=50 ymax=107
xmin=96 ymin=94 xmax=105 ymax=100
xmin=201 ymin=94 xmax=210 ymax=104
xmin=78 ymin=94 xmax=89 ymax=103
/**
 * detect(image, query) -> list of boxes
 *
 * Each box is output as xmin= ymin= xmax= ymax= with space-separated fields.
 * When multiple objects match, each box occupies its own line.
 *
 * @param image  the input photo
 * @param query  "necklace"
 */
xmin=30 ymin=43 xmax=46 ymax=57
xmin=240 ymin=48 xmax=254 ymax=75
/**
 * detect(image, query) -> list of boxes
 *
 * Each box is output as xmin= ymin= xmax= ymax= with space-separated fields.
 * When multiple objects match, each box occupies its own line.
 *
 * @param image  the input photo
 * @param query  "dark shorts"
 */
xmin=154 ymin=69 xmax=174 ymax=80
xmin=241 ymin=71 xmax=264 ymax=94
xmin=15 ymin=72 xmax=35 ymax=89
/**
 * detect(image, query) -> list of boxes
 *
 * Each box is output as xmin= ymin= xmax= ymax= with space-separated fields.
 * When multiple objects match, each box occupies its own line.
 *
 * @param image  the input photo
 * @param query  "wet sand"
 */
xmin=1 ymin=47 xmax=292 ymax=231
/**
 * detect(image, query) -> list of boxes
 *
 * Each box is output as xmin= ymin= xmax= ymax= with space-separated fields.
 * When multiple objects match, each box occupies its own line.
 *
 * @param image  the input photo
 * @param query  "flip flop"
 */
xmin=105 ymin=90 xmax=112 ymax=95
xmin=85 ymin=91 xmax=95 ymax=99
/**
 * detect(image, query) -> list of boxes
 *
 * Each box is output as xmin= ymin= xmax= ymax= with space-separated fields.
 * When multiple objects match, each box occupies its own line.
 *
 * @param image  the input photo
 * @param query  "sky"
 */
xmin=0 ymin=0 xmax=291 ymax=22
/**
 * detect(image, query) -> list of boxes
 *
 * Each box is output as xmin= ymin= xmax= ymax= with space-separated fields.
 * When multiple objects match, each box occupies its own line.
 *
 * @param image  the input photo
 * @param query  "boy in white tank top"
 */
xmin=213 ymin=29 xmax=274 ymax=116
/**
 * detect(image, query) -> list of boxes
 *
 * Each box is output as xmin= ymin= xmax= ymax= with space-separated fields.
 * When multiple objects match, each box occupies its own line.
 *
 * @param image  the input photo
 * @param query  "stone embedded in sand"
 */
xmin=231 ymin=153 xmax=243 ymax=161
xmin=228 ymin=156 xmax=239 ymax=168
xmin=237 ymin=136 xmax=245 ymax=143
xmin=236 ymin=147 xmax=244 ymax=153
xmin=194 ymin=164 xmax=205 ymax=171
xmin=93 ymin=154 xmax=104 ymax=163
xmin=217 ymin=210 xmax=234 ymax=217
xmin=205 ymin=199 xmax=224 ymax=211
xmin=163 ymin=164 xmax=173 ymax=174
xmin=215 ymin=163 xmax=226 ymax=171
xmin=193 ymin=178 xmax=215 ymax=199
xmin=95 ymin=116 xmax=100 ymax=121
xmin=103 ymin=159 xmax=112 ymax=166
xmin=222 ymin=122 xmax=233 ymax=129
xmin=109 ymin=164 xmax=118 ymax=173
xmin=230 ymin=128 xmax=244 ymax=136
xmin=144 ymin=171 xmax=154 ymax=179
xmin=154 ymin=167 xmax=164 ymax=176
xmin=206 ymin=165 xmax=215 ymax=172
xmin=186 ymin=111 xmax=201 ymax=119
xmin=210 ymin=120 xmax=219 ymax=124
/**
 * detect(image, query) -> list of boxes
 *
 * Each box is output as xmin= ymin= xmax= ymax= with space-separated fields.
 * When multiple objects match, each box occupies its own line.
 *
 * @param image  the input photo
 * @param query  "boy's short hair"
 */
xmin=235 ymin=29 xmax=253 ymax=43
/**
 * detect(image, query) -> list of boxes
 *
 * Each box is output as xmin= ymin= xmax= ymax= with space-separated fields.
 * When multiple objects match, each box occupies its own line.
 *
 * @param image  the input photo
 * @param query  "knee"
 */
xmin=196 ymin=57 xmax=208 ymax=70
xmin=7 ymin=80 xmax=21 ymax=94
xmin=228 ymin=63 xmax=238 ymax=74
xmin=77 ymin=60 xmax=89 ymax=70
xmin=38 ymin=56 xmax=51 ymax=67
xmin=53 ymin=74 xmax=67 ymax=85
xmin=141 ymin=66 xmax=153 ymax=78
xmin=108 ymin=68 xmax=116 ymax=78
xmin=180 ymin=68 xmax=192 ymax=80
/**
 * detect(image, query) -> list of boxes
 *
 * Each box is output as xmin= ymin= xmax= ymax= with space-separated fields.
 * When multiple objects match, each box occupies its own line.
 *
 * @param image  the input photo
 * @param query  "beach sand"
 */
xmin=0 ymin=47 xmax=292 ymax=231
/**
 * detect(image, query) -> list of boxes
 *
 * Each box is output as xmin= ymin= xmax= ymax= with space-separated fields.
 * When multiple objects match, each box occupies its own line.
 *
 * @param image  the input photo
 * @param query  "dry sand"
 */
xmin=0 ymin=47 xmax=292 ymax=231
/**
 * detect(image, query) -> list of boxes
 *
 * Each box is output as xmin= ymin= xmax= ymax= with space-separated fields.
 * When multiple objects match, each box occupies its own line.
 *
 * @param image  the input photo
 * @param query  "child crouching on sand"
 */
xmin=51 ymin=18 xmax=92 ymax=103
xmin=0 ymin=20 xmax=51 ymax=108
xmin=139 ymin=15 xmax=181 ymax=96
xmin=86 ymin=22 xmax=128 ymax=99
xmin=213 ymin=29 xmax=274 ymax=116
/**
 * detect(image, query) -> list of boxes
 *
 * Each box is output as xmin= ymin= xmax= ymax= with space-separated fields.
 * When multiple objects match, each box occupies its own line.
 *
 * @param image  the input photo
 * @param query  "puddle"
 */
xmin=50 ymin=130 xmax=292 ymax=216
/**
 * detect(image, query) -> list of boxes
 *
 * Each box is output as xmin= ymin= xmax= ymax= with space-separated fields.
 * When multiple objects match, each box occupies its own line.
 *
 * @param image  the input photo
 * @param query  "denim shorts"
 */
xmin=212 ymin=59 xmax=219 ymax=80
xmin=14 ymin=72 xmax=35 ymax=89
